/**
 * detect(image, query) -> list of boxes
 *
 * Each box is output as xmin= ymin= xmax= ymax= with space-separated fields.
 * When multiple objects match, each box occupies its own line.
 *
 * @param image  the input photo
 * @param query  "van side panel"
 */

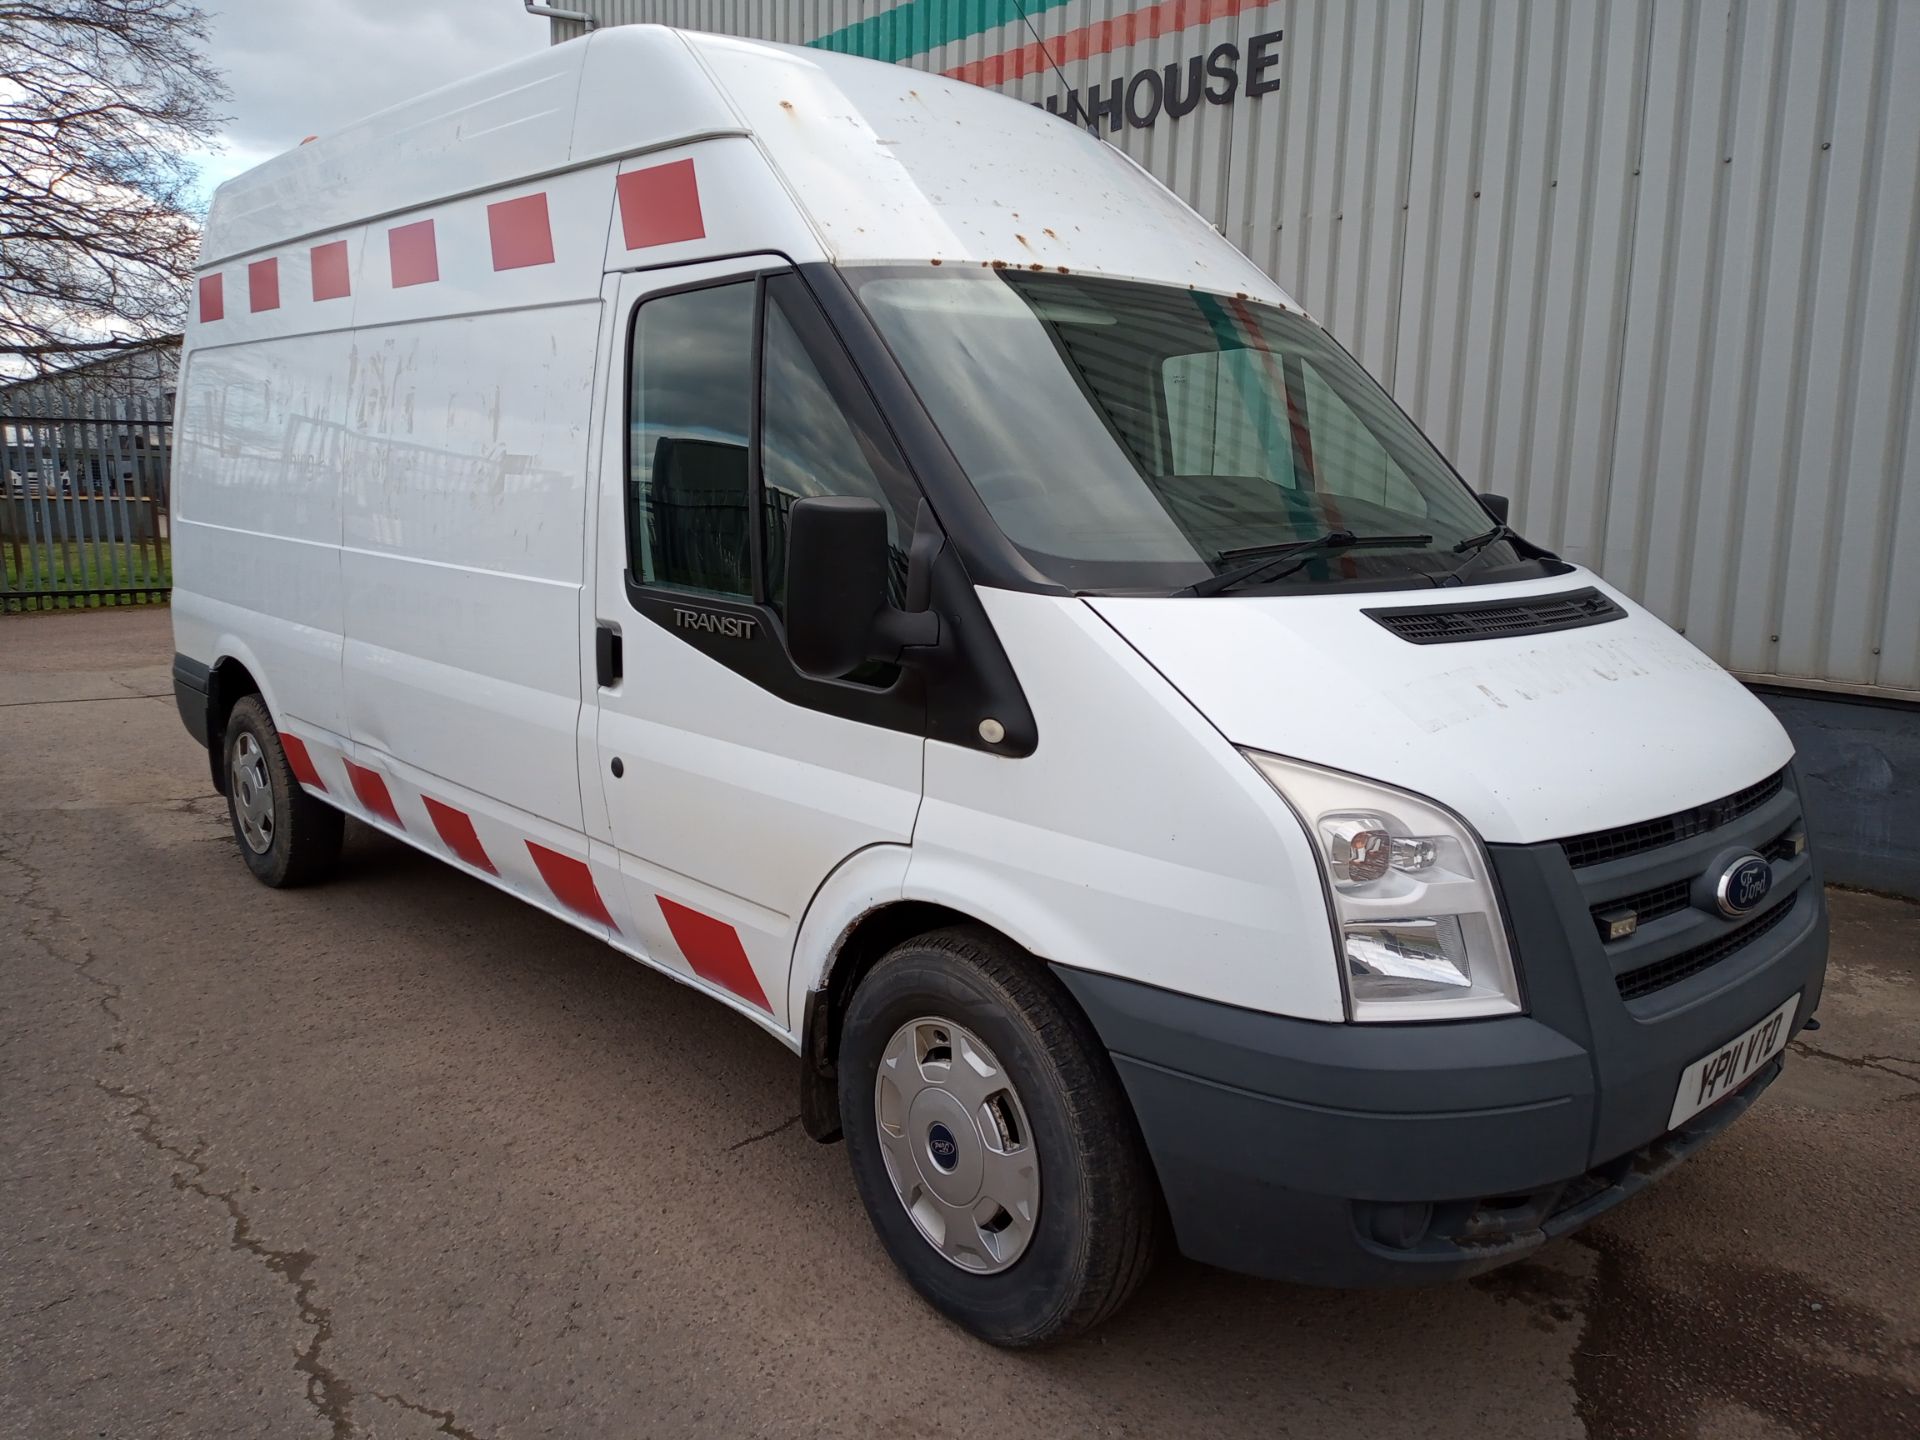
xmin=196 ymin=42 xmax=590 ymax=268
xmin=172 ymin=331 xmax=350 ymax=738
xmin=337 ymin=166 xmax=613 ymax=832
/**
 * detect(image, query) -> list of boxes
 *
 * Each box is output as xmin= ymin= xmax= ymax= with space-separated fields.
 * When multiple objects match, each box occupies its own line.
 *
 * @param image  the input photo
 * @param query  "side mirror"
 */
xmin=1478 ymin=492 xmax=1511 ymax=526
xmin=785 ymin=496 xmax=939 ymax=680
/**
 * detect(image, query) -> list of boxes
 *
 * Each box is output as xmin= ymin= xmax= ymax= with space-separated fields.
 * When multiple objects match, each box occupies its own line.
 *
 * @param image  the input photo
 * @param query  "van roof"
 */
xmin=199 ymin=25 xmax=1289 ymax=305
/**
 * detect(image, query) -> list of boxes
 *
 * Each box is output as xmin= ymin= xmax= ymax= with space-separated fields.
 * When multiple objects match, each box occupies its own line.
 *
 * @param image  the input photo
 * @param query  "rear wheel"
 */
xmin=223 ymin=695 xmax=343 ymax=888
xmin=839 ymin=927 xmax=1160 ymax=1347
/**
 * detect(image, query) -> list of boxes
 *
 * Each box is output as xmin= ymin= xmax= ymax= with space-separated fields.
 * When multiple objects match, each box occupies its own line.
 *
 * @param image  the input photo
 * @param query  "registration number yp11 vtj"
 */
xmin=1668 ymin=992 xmax=1800 ymax=1129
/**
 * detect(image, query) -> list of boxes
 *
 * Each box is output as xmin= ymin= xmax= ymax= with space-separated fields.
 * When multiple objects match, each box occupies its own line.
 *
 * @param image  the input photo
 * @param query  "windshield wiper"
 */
xmin=1183 ymin=529 xmax=1434 ymax=597
xmin=1436 ymin=521 xmax=1523 ymax=586
xmin=1451 ymin=523 xmax=1512 ymax=556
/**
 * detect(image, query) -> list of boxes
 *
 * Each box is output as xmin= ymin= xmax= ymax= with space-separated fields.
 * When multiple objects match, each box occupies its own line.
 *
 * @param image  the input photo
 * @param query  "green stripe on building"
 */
xmin=807 ymin=0 xmax=1074 ymax=63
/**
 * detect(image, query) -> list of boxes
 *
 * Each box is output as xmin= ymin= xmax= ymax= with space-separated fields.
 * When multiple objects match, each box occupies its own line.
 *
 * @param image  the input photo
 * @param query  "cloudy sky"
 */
xmin=190 ymin=0 xmax=551 ymax=201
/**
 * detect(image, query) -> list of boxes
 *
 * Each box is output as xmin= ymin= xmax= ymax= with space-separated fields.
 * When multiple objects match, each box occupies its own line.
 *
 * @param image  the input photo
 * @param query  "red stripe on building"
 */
xmin=616 ymin=159 xmax=705 ymax=250
xmin=945 ymin=0 xmax=1264 ymax=87
xmin=279 ymin=734 xmax=325 ymax=791
xmin=1225 ymin=293 xmax=1348 ymax=559
xmin=422 ymin=797 xmax=496 ymax=874
xmin=198 ymin=274 xmax=224 ymax=323
xmin=388 ymin=219 xmax=439 ymax=288
xmin=311 ymin=240 xmax=351 ymax=301
xmin=487 ymin=192 xmax=555 ymax=270
xmin=656 ymin=897 xmax=771 ymax=1012
xmin=1227 ymin=294 xmax=1316 ymax=486
xmin=526 ymin=842 xmax=618 ymax=931
xmin=343 ymin=759 xmax=403 ymax=828
xmin=248 ymin=257 xmax=280 ymax=313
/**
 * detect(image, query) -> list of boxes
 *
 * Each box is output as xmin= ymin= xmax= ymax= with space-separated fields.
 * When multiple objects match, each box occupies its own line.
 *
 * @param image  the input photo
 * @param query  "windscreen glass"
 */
xmin=851 ymin=268 xmax=1515 ymax=592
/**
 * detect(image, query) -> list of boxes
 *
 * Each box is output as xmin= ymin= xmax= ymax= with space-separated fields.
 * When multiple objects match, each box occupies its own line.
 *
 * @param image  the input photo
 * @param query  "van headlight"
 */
xmin=1242 ymin=750 xmax=1521 ymax=1022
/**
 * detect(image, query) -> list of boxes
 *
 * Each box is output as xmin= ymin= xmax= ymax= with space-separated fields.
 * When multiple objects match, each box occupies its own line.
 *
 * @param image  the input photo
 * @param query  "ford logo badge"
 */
xmin=1714 ymin=854 xmax=1774 ymax=917
xmin=926 ymin=1122 xmax=960 ymax=1171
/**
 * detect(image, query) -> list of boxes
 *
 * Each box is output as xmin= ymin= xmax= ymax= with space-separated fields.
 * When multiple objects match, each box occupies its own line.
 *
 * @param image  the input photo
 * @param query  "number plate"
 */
xmin=1669 ymin=992 xmax=1800 ymax=1129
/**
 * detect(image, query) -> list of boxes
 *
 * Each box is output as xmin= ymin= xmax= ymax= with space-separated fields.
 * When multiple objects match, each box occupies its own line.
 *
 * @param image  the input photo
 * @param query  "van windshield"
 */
xmin=850 ymin=267 xmax=1528 ymax=593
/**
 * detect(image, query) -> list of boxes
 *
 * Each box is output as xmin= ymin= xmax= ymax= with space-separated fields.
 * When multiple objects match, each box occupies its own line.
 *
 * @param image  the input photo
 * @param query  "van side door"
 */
xmin=587 ymin=258 xmax=926 ymax=1029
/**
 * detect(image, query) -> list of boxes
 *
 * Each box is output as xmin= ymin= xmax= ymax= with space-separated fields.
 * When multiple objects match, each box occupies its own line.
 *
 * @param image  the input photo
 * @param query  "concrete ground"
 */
xmin=3 ymin=606 xmax=1916 ymax=1440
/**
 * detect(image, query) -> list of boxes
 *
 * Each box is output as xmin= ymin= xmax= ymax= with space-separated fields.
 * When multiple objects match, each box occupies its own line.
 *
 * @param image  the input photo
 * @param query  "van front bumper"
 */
xmin=1052 ymin=823 xmax=1828 ymax=1286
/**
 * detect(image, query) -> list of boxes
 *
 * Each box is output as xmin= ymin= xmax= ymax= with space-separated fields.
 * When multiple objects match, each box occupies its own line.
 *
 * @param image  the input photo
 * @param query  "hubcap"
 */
xmin=230 ymin=732 xmax=275 ymax=855
xmin=874 ymin=1017 xmax=1040 ymax=1274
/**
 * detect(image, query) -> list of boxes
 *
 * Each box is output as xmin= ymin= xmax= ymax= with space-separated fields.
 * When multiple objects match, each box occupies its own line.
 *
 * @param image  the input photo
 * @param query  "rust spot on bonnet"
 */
xmin=930 ymin=257 xmax=943 ymax=266
xmin=1043 ymin=228 xmax=1058 ymax=239
xmin=1056 ymin=265 xmax=1070 ymax=273
xmin=779 ymin=100 xmax=795 ymax=112
xmin=990 ymin=259 xmax=1008 ymax=269
xmin=1015 ymin=233 xmax=1032 ymax=249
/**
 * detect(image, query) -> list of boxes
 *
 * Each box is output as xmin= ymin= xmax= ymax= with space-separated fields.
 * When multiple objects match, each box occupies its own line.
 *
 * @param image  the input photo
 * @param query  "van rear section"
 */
xmin=171 ymin=24 xmax=1826 ymax=1346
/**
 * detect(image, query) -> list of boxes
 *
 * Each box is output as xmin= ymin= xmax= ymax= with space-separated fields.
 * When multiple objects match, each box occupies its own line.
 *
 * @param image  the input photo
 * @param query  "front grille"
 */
xmin=1363 ymin=587 xmax=1625 ymax=645
xmin=1761 ymin=825 xmax=1805 ymax=864
xmin=1590 ymin=878 xmax=1692 ymax=941
xmin=1615 ymin=893 xmax=1800 ymax=1002
xmin=1560 ymin=770 xmax=1787 ymax=869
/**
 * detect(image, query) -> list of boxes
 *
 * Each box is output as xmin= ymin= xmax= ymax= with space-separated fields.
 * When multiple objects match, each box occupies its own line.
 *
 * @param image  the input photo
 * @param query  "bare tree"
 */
xmin=0 ymin=0 xmax=227 ymax=374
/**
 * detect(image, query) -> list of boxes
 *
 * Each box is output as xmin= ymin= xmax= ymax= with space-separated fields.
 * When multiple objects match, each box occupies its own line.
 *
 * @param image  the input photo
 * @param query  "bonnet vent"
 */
xmin=1364 ymin=587 xmax=1625 ymax=645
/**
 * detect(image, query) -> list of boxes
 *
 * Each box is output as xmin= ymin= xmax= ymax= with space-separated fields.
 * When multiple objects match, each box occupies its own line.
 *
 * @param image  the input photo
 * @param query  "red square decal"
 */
xmin=388 ymin=219 xmax=439 ymax=288
xmin=248 ymin=257 xmax=280 ymax=312
xmin=198 ymin=274 xmax=223 ymax=323
xmin=310 ymin=240 xmax=351 ymax=301
xmin=616 ymin=159 xmax=705 ymax=250
xmin=488 ymin=192 xmax=555 ymax=271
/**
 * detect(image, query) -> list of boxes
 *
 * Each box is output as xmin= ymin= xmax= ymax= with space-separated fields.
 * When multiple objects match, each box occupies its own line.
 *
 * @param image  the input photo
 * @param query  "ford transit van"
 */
xmin=170 ymin=26 xmax=1828 ymax=1346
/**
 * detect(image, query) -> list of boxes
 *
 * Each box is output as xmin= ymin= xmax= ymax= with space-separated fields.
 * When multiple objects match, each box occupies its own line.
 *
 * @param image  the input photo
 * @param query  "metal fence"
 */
xmin=1 ymin=398 xmax=172 ymax=612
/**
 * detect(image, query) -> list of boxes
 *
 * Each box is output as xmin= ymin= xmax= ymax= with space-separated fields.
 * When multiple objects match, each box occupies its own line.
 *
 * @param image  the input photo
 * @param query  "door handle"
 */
xmin=595 ymin=622 xmax=623 ymax=688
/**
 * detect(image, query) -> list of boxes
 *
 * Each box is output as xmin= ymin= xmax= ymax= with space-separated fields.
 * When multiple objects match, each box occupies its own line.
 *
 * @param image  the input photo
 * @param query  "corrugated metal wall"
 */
xmin=557 ymin=1 xmax=1920 ymax=700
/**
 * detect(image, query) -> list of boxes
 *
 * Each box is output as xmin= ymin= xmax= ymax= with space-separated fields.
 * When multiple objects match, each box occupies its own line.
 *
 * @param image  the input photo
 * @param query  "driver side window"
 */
xmin=627 ymin=280 xmax=755 ymax=599
xmin=625 ymin=270 xmax=913 ymax=620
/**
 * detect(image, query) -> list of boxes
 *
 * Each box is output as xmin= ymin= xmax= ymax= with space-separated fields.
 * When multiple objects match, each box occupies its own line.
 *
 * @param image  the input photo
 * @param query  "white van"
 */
xmin=170 ymin=26 xmax=1828 ymax=1346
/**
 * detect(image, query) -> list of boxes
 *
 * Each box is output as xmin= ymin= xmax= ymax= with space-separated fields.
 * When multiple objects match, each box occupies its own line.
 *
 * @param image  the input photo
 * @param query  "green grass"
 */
xmin=2 ymin=538 xmax=172 ymax=611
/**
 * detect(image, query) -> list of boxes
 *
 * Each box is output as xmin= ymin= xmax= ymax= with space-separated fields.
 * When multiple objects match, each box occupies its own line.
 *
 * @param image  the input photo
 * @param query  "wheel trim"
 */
xmin=230 ymin=732 xmax=275 ymax=855
xmin=874 ymin=1017 xmax=1040 ymax=1274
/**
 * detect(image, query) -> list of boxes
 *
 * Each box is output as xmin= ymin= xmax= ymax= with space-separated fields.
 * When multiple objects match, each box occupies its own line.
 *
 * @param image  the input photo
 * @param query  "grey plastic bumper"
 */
xmin=1053 ymin=837 xmax=1828 ymax=1287
xmin=172 ymin=653 xmax=210 ymax=748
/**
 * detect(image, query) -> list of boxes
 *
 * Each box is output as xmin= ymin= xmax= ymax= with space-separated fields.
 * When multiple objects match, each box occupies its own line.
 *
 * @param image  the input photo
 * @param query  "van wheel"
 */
xmin=222 ymin=695 xmax=343 ymax=888
xmin=838 ymin=927 xmax=1160 ymax=1347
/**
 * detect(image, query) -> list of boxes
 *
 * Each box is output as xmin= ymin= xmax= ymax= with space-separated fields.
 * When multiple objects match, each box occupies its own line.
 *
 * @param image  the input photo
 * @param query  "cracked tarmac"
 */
xmin=3 ymin=608 xmax=1918 ymax=1439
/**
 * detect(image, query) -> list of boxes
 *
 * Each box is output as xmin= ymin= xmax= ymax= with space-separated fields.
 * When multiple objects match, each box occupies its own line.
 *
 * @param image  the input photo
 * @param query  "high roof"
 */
xmin=200 ymin=25 xmax=1287 ymax=304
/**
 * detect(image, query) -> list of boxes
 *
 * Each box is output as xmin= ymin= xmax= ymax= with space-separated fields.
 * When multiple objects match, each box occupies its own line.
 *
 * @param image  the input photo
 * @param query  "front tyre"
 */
xmin=839 ymin=927 xmax=1160 ymax=1347
xmin=223 ymin=695 xmax=343 ymax=888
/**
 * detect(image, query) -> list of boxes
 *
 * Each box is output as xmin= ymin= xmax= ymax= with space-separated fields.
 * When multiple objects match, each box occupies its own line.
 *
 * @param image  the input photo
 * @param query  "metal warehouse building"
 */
xmin=535 ymin=0 xmax=1919 ymax=895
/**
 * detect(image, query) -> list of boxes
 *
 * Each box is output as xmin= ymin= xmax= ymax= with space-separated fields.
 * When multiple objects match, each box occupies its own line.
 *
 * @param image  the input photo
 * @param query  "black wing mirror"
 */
xmin=785 ymin=496 xmax=939 ymax=680
xmin=1478 ymin=492 xmax=1511 ymax=526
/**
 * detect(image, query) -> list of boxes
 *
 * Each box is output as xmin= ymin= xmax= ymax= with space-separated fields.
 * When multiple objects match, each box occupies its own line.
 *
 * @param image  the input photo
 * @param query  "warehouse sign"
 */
xmin=1041 ymin=31 xmax=1284 ymax=131
xmin=809 ymin=0 xmax=1288 ymax=131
